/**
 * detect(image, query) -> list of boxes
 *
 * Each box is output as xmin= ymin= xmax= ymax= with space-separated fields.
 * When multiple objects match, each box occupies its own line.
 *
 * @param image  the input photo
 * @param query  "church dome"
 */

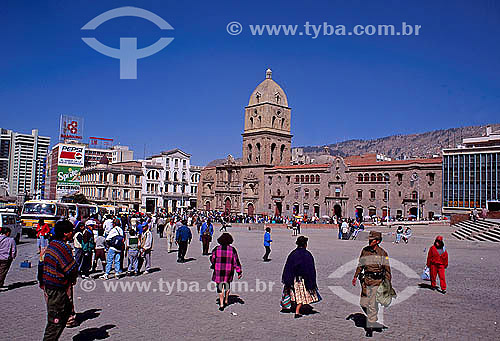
xmin=248 ymin=69 xmax=289 ymax=107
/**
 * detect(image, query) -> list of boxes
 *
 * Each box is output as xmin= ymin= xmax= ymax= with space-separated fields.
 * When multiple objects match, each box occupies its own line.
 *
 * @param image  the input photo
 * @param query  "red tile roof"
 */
xmin=346 ymin=155 xmax=441 ymax=167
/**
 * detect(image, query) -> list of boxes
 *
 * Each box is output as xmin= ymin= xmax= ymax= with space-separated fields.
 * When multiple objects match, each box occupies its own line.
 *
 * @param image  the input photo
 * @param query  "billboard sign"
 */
xmin=60 ymin=115 xmax=84 ymax=141
xmin=58 ymin=144 xmax=85 ymax=167
xmin=89 ymin=136 xmax=114 ymax=149
xmin=57 ymin=166 xmax=81 ymax=185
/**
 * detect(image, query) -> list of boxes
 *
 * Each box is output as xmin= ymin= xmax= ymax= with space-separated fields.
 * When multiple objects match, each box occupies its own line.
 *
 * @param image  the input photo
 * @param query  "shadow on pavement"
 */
xmin=7 ymin=280 xmax=38 ymax=290
xmin=418 ymin=283 xmax=434 ymax=290
xmin=182 ymin=258 xmax=196 ymax=263
xmin=72 ymin=324 xmax=116 ymax=341
xmin=76 ymin=309 xmax=101 ymax=325
xmin=300 ymin=304 xmax=319 ymax=315
xmin=346 ymin=312 xmax=385 ymax=335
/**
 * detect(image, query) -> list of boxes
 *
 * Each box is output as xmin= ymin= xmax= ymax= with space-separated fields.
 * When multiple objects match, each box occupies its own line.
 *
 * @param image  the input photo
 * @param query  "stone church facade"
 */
xmin=198 ymin=70 xmax=443 ymax=219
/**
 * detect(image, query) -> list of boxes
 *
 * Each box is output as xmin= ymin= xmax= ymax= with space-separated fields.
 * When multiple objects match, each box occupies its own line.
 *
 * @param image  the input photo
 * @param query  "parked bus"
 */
xmin=21 ymin=200 xmax=70 ymax=237
xmin=101 ymin=205 xmax=117 ymax=216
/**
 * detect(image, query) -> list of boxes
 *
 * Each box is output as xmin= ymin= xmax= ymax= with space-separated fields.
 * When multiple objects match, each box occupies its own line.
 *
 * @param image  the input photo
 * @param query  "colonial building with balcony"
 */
xmin=80 ymin=157 xmax=142 ymax=211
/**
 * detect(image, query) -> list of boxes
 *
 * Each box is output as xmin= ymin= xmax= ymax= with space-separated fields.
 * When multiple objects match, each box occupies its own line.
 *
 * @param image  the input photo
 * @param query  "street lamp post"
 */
xmin=411 ymin=173 xmax=420 ymax=221
xmin=385 ymin=174 xmax=390 ymax=227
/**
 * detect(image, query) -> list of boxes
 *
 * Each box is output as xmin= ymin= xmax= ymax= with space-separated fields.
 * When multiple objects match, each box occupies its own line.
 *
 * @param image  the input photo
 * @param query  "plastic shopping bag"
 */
xmin=421 ymin=266 xmax=430 ymax=281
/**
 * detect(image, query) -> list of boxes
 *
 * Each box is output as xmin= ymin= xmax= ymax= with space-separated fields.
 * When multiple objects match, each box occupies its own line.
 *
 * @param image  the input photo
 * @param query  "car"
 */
xmin=0 ymin=212 xmax=22 ymax=244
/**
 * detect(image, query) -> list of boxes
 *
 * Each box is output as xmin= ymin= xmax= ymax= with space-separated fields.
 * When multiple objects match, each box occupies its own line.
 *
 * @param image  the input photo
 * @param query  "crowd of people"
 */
xmin=0 ymin=206 xmax=450 ymax=340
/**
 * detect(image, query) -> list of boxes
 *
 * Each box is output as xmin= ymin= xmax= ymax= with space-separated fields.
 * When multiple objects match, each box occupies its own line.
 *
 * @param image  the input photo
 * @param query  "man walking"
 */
xmin=352 ymin=231 xmax=391 ymax=337
xmin=140 ymin=225 xmax=153 ymax=273
xmin=41 ymin=220 xmax=78 ymax=340
xmin=157 ymin=215 xmax=166 ymax=239
xmin=199 ymin=219 xmax=214 ymax=255
xmin=175 ymin=220 xmax=192 ymax=263
xmin=164 ymin=218 xmax=176 ymax=253
xmin=0 ymin=227 xmax=17 ymax=291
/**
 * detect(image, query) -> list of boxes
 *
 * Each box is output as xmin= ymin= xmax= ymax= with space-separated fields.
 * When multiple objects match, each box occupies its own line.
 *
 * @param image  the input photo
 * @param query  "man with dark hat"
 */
xmin=352 ymin=231 xmax=391 ymax=337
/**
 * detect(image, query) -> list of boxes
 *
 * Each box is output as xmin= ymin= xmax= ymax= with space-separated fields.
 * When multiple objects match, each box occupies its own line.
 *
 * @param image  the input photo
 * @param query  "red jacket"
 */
xmin=426 ymin=245 xmax=448 ymax=268
xmin=36 ymin=223 xmax=50 ymax=238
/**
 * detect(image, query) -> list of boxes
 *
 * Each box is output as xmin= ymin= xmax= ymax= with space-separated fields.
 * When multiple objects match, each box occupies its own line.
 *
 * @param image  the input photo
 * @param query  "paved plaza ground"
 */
xmin=1 ymin=223 xmax=500 ymax=340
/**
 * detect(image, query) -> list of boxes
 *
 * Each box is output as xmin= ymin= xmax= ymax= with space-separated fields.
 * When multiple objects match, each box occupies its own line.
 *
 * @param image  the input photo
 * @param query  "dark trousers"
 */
xmin=0 ymin=259 xmax=12 ymax=287
xmin=201 ymin=235 xmax=211 ymax=255
xmin=80 ymin=252 xmax=92 ymax=276
xmin=178 ymin=241 xmax=188 ymax=260
xmin=158 ymin=225 xmax=165 ymax=238
xmin=43 ymin=288 xmax=73 ymax=341
xmin=263 ymin=246 xmax=271 ymax=260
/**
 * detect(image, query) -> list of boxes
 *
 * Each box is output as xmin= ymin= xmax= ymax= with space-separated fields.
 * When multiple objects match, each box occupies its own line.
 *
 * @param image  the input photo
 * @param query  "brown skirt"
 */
xmin=289 ymin=277 xmax=320 ymax=305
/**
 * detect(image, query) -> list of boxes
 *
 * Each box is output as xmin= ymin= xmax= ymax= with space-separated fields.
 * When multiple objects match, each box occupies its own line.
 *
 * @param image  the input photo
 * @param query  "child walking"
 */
xmin=263 ymin=227 xmax=272 ymax=262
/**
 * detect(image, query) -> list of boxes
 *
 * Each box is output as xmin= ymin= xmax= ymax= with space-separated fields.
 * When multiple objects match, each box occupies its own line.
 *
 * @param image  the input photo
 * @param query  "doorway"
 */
xmin=334 ymin=204 xmax=342 ymax=218
xmin=224 ymin=198 xmax=231 ymax=215
xmin=275 ymin=202 xmax=282 ymax=216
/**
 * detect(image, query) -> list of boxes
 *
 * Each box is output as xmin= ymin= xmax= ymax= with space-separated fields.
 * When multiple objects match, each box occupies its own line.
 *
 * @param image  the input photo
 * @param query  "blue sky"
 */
xmin=1 ymin=0 xmax=499 ymax=165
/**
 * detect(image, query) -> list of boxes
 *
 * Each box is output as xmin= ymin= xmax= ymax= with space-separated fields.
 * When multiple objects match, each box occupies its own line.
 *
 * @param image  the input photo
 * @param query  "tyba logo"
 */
xmin=81 ymin=6 xmax=174 ymax=79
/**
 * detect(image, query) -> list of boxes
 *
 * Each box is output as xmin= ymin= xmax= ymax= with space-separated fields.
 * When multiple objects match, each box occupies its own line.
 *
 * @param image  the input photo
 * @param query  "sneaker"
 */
xmin=99 ymin=274 xmax=109 ymax=280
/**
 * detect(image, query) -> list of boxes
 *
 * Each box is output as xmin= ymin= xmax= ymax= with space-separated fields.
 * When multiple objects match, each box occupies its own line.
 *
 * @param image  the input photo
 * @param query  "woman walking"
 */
xmin=426 ymin=235 xmax=448 ymax=293
xmin=282 ymin=236 xmax=321 ymax=318
xmin=210 ymin=233 xmax=242 ymax=311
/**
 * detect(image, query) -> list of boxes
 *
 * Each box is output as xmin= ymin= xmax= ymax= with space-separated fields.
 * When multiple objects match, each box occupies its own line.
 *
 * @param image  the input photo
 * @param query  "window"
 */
xmin=315 ymin=189 xmax=320 ymax=198
xmin=384 ymin=190 xmax=388 ymax=200
xmin=183 ymin=160 xmax=186 ymax=168
xmin=286 ymin=176 xmax=290 ymax=185
xmin=123 ymin=189 xmax=129 ymax=200
xmin=335 ymin=188 xmax=341 ymax=197
xmin=295 ymin=175 xmax=299 ymax=183
xmin=175 ymin=159 xmax=178 ymax=168
xmin=377 ymin=173 xmax=383 ymax=182
xmin=135 ymin=190 xmax=140 ymax=199
xmin=301 ymin=175 xmax=304 ymax=183
xmin=358 ymin=174 xmax=363 ymax=182
xmin=113 ymin=174 xmax=118 ymax=183
xmin=412 ymin=191 xmax=418 ymax=200
xmin=286 ymin=204 xmax=290 ymax=210
xmin=268 ymin=176 xmax=272 ymax=185
xmin=174 ymin=172 xmax=178 ymax=181
xmin=370 ymin=174 xmax=376 ymax=182
xmin=316 ymin=175 xmax=320 ymax=183
xmin=370 ymin=190 xmax=376 ymax=199
xmin=124 ymin=174 xmax=129 ymax=184
xmin=430 ymin=192 xmax=434 ymax=198
xmin=398 ymin=191 xmax=402 ymax=197
xmin=364 ymin=174 xmax=369 ymax=182
xmin=397 ymin=173 xmax=403 ymax=182
xmin=384 ymin=173 xmax=390 ymax=182
xmin=304 ymin=189 xmax=309 ymax=199
xmin=357 ymin=190 xmax=363 ymax=199
xmin=268 ymin=204 xmax=272 ymax=209
xmin=305 ymin=175 xmax=309 ymax=183
xmin=165 ymin=172 xmax=169 ymax=181
xmin=428 ymin=173 xmax=435 ymax=182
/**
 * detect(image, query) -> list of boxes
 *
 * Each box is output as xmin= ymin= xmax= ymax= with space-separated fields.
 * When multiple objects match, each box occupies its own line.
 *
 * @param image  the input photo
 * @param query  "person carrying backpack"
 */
xmin=100 ymin=220 xmax=124 ymax=280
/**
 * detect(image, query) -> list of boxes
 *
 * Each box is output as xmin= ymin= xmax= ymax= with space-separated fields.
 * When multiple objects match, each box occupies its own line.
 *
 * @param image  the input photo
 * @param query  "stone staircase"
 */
xmin=452 ymin=219 xmax=500 ymax=242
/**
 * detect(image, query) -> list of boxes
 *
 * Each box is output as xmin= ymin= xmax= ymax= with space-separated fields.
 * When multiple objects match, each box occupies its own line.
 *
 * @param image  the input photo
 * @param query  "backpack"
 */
xmin=107 ymin=228 xmax=124 ymax=250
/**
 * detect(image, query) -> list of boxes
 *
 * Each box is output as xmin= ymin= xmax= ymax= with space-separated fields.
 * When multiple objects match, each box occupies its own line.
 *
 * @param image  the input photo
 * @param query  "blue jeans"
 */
xmin=127 ymin=249 xmax=139 ymax=273
xmin=106 ymin=248 xmax=121 ymax=275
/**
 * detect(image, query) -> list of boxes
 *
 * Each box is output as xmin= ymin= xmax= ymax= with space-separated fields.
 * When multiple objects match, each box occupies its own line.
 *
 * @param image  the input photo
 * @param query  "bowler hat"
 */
xmin=368 ymin=231 xmax=382 ymax=240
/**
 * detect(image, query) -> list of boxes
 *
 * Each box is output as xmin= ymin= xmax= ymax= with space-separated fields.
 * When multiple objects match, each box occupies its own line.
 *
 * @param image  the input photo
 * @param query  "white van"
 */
xmin=0 ymin=212 xmax=22 ymax=243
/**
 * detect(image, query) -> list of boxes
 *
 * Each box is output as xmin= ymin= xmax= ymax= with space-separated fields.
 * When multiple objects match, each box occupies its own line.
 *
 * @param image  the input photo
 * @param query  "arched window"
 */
xmin=364 ymin=173 xmax=369 ymax=182
xmin=258 ymin=116 xmax=262 ymax=127
xmin=256 ymin=143 xmax=261 ymax=162
xmin=249 ymin=117 xmax=253 ymax=129
xmin=358 ymin=173 xmax=363 ymax=182
xmin=377 ymin=173 xmax=383 ymax=182
xmin=272 ymin=116 xmax=276 ymax=128
xmin=384 ymin=173 xmax=390 ymax=182
xmin=270 ymin=143 xmax=276 ymax=163
xmin=305 ymin=175 xmax=309 ymax=182
xmin=174 ymin=172 xmax=178 ymax=181
xmin=247 ymin=144 xmax=252 ymax=163
xmin=280 ymin=144 xmax=285 ymax=163
xmin=281 ymin=118 xmax=285 ymax=129
xmin=301 ymin=175 xmax=304 ymax=183
xmin=370 ymin=173 xmax=376 ymax=182
xmin=316 ymin=175 xmax=320 ymax=183
xmin=295 ymin=175 xmax=299 ymax=183
xmin=182 ymin=172 xmax=186 ymax=181
xmin=310 ymin=174 xmax=315 ymax=183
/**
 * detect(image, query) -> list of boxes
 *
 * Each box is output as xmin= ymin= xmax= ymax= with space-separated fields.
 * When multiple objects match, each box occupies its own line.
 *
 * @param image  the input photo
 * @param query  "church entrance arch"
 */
xmin=224 ymin=198 xmax=231 ymax=215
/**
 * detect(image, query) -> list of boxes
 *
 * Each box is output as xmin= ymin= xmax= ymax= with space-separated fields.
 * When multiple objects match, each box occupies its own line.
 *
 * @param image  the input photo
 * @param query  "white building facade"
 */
xmin=141 ymin=149 xmax=199 ymax=213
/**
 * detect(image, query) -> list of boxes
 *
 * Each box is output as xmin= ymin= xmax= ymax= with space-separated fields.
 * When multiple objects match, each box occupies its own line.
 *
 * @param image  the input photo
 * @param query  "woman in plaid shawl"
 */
xmin=210 ymin=233 xmax=242 ymax=311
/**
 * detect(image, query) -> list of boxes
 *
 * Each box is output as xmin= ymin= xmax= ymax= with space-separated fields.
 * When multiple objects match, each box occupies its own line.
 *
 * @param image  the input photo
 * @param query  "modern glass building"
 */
xmin=442 ymin=126 xmax=500 ymax=214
